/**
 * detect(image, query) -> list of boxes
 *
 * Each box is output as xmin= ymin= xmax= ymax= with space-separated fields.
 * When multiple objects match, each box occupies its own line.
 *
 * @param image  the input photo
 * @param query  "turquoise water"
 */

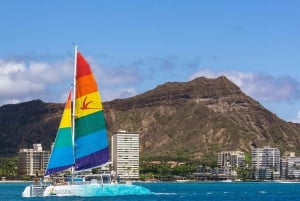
xmin=2 ymin=181 xmax=300 ymax=201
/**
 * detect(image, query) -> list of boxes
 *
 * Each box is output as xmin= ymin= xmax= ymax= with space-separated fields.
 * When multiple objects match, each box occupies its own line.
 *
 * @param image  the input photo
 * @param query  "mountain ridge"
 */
xmin=1 ymin=76 xmax=300 ymax=159
xmin=104 ymin=76 xmax=300 ymax=159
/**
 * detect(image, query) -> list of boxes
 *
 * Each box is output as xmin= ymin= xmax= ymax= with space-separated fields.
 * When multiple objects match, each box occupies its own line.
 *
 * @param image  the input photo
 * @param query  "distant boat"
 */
xmin=22 ymin=46 xmax=151 ymax=197
xmin=176 ymin=179 xmax=192 ymax=183
xmin=274 ymin=180 xmax=300 ymax=183
xmin=221 ymin=179 xmax=233 ymax=182
xmin=176 ymin=176 xmax=191 ymax=182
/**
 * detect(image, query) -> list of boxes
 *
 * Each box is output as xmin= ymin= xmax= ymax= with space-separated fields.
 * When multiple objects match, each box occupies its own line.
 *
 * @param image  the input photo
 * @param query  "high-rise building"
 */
xmin=111 ymin=130 xmax=140 ymax=180
xmin=280 ymin=152 xmax=300 ymax=179
xmin=251 ymin=146 xmax=280 ymax=180
xmin=217 ymin=151 xmax=245 ymax=168
xmin=18 ymin=144 xmax=50 ymax=176
xmin=217 ymin=151 xmax=245 ymax=179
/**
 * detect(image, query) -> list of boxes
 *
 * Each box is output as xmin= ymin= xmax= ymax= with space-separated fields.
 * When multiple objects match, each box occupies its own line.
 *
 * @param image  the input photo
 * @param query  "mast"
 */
xmin=72 ymin=45 xmax=78 ymax=175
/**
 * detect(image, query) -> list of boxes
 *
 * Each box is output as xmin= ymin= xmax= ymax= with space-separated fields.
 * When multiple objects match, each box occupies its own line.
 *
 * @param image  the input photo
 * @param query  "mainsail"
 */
xmin=45 ymin=91 xmax=74 ymax=175
xmin=74 ymin=51 xmax=109 ymax=171
xmin=45 ymin=49 xmax=109 ymax=175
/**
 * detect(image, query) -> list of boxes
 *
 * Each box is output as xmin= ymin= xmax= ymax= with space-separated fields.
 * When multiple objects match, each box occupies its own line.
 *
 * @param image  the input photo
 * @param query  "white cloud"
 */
xmin=100 ymin=66 xmax=140 ymax=86
xmin=295 ymin=111 xmax=300 ymax=123
xmin=189 ymin=69 xmax=300 ymax=102
xmin=288 ymin=110 xmax=300 ymax=123
xmin=102 ymin=87 xmax=138 ymax=101
xmin=297 ymin=111 xmax=300 ymax=119
xmin=0 ymin=58 xmax=73 ymax=105
xmin=0 ymin=60 xmax=43 ymax=97
xmin=0 ymin=55 xmax=142 ymax=106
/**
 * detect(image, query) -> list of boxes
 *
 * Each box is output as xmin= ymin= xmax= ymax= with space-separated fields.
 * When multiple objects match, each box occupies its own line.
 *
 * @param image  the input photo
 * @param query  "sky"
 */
xmin=0 ymin=1 xmax=300 ymax=122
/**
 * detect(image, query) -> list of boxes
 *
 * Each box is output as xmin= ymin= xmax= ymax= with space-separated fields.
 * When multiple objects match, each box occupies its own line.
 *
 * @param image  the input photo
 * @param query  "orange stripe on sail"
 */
xmin=65 ymin=92 xmax=72 ymax=109
xmin=76 ymin=74 xmax=98 ymax=98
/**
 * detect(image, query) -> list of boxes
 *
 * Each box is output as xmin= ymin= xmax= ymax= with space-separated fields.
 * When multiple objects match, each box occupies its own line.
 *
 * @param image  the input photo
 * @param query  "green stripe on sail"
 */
xmin=75 ymin=110 xmax=106 ymax=139
xmin=54 ymin=127 xmax=73 ymax=147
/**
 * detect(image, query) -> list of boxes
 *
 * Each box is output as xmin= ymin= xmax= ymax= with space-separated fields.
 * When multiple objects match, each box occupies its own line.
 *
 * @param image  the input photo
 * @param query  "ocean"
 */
xmin=2 ymin=181 xmax=300 ymax=201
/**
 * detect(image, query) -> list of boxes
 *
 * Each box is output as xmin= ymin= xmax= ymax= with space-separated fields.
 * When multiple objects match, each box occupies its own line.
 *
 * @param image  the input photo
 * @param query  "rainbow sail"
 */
xmin=74 ymin=51 xmax=109 ymax=171
xmin=45 ymin=91 xmax=74 ymax=175
xmin=45 ymin=49 xmax=109 ymax=175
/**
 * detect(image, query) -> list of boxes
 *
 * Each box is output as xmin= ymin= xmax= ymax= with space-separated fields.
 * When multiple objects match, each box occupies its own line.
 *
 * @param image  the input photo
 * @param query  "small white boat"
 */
xmin=221 ymin=179 xmax=232 ymax=182
xmin=176 ymin=176 xmax=191 ymax=183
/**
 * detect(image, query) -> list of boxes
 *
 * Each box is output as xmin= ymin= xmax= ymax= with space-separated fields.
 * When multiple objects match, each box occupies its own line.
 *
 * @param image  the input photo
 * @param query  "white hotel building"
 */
xmin=217 ymin=151 xmax=245 ymax=168
xmin=18 ymin=144 xmax=50 ymax=176
xmin=281 ymin=152 xmax=300 ymax=179
xmin=111 ymin=130 xmax=140 ymax=180
xmin=251 ymin=146 xmax=280 ymax=180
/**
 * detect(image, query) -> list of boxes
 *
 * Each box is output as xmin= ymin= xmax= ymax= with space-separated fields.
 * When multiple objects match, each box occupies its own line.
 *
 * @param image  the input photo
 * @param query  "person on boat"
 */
xmin=34 ymin=171 xmax=46 ymax=185
xmin=111 ymin=170 xmax=116 ymax=183
xmin=34 ymin=172 xmax=40 ymax=184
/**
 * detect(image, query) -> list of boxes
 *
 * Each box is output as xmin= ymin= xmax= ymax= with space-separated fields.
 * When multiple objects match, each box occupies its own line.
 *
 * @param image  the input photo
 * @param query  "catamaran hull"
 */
xmin=22 ymin=184 xmax=49 ymax=197
xmin=22 ymin=183 xmax=151 ymax=197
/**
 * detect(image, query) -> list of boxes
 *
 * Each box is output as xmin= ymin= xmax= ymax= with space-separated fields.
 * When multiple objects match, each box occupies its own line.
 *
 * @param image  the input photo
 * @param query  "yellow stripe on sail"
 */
xmin=59 ymin=108 xmax=71 ymax=128
xmin=75 ymin=91 xmax=103 ymax=119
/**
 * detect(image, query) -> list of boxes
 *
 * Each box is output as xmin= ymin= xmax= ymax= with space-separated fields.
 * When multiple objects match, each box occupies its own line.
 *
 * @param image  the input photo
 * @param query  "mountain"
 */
xmin=0 ymin=100 xmax=63 ymax=156
xmin=1 ymin=76 xmax=300 ymax=159
xmin=104 ymin=76 xmax=300 ymax=159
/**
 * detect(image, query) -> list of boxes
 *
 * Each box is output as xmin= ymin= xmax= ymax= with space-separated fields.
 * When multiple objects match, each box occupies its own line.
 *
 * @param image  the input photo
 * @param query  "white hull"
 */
xmin=176 ymin=179 xmax=191 ymax=183
xmin=276 ymin=181 xmax=300 ymax=183
xmin=22 ymin=182 xmax=151 ymax=197
xmin=221 ymin=179 xmax=233 ymax=182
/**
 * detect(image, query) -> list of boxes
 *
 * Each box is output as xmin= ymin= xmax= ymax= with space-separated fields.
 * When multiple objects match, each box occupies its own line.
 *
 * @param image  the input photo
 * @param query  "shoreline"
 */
xmin=0 ymin=180 xmax=30 ymax=183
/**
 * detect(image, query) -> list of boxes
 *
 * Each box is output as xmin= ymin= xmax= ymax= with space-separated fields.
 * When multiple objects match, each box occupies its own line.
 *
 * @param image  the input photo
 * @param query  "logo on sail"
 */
xmin=80 ymin=96 xmax=101 ymax=110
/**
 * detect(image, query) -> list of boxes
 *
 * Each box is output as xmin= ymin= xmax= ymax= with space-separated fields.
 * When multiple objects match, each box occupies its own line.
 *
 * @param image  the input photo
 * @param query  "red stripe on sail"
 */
xmin=77 ymin=52 xmax=92 ymax=78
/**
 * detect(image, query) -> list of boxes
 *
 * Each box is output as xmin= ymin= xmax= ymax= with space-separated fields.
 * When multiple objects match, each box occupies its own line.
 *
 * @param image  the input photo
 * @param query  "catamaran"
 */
xmin=22 ymin=46 xmax=151 ymax=197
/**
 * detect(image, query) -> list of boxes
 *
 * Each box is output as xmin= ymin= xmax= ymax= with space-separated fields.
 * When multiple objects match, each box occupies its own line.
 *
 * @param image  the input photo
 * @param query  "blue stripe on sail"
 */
xmin=75 ymin=147 xmax=109 ymax=171
xmin=46 ymin=147 xmax=74 ymax=174
xmin=74 ymin=129 xmax=108 ymax=159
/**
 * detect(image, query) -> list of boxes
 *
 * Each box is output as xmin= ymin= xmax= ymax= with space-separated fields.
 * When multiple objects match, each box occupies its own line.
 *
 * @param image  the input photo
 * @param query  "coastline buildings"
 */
xmin=111 ymin=130 xmax=140 ymax=180
xmin=18 ymin=144 xmax=50 ymax=176
xmin=280 ymin=152 xmax=300 ymax=179
xmin=16 ymin=141 xmax=298 ymax=181
xmin=251 ymin=146 xmax=280 ymax=180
